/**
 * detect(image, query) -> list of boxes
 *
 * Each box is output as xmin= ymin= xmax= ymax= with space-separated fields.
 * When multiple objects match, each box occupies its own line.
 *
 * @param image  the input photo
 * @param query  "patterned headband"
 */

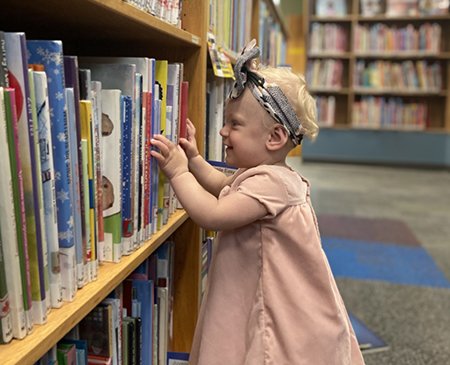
xmin=230 ymin=39 xmax=304 ymax=145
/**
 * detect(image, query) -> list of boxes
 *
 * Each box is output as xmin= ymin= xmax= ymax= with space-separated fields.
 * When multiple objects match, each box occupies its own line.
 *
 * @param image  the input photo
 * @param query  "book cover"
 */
xmin=28 ymin=68 xmax=51 ymax=322
xmin=57 ymin=342 xmax=77 ymax=365
xmin=121 ymin=95 xmax=134 ymax=255
xmin=102 ymin=297 xmax=121 ymax=365
xmin=78 ymin=303 xmax=114 ymax=360
xmin=0 ymin=227 xmax=13 ymax=344
xmin=101 ymin=89 xmax=123 ymax=263
xmin=167 ymin=352 xmax=189 ymax=365
xmin=6 ymin=32 xmax=49 ymax=332
xmin=80 ymin=57 xmax=152 ymax=245
xmin=33 ymin=69 xmax=63 ymax=309
xmin=155 ymin=60 xmax=169 ymax=228
xmin=3 ymin=86 xmax=34 ymax=334
xmin=60 ymin=338 xmax=88 ymax=365
xmin=80 ymin=100 xmax=97 ymax=281
xmin=125 ymin=278 xmax=154 ymax=365
xmin=79 ymin=61 xmax=137 ymax=254
xmin=27 ymin=39 xmax=77 ymax=303
xmin=63 ymin=56 xmax=86 ymax=288
xmin=65 ymin=87 xmax=85 ymax=288
xmin=91 ymin=81 xmax=105 ymax=263
xmin=121 ymin=317 xmax=135 ymax=365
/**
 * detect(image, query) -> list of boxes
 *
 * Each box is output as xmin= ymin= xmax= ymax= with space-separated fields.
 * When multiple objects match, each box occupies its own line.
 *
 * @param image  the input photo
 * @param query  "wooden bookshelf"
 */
xmin=304 ymin=0 xmax=450 ymax=132
xmin=0 ymin=0 xmax=208 ymax=363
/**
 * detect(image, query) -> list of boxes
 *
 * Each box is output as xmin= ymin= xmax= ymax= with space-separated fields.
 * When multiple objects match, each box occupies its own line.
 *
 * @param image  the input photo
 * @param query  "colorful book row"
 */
xmin=0 ymin=30 xmax=188 ymax=344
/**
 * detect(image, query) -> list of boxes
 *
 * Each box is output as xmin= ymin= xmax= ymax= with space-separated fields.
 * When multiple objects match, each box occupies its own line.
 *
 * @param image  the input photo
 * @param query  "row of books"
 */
xmin=35 ymin=240 xmax=179 ymax=365
xmin=316 ymin=95 xmax=336 ymax=127
xmin=315 ymin=0 xmax=348 ymax=17
xmin=354 ymin=60 xmax=443 ymax=91
xmin=208 ymin=0 xmax=254 ymax=54
xmin=205 ymin=74 xmax=234 ymax=163
xmin=306 ymin=59 xmax=345 ymax=89
xmin=0 ymin=30 xmax=188 ymax=344
xmin=123 ymin=0 xmax=182 ymax=28
xmin=352 ymin=96 xmax=427 ymax=129
xmin=354 ymin=22 xmax=442 ymax=53
xmin=385 ymin=0 xmax=449 ymax=16
xmin=309 ymin=23 xmax=349 ymax=54
xmin=258 ymin=0 xmax=287 ymax=66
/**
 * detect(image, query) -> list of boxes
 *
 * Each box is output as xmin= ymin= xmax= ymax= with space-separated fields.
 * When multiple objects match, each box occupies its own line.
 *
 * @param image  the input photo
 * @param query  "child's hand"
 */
xmin=179 ymin=118 xmax=199 ymax=159
xmin=150 ymin=134 xmax=189 ymax=180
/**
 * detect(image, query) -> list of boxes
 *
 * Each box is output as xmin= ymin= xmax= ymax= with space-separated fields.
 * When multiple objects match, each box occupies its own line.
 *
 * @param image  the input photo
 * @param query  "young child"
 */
xmin=150 ymin=40 xmax=365 ymax=365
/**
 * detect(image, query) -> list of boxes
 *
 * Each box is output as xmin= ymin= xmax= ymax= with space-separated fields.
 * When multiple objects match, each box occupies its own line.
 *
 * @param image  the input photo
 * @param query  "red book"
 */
xmin=179 ymin=81 xmax=189 ymax=139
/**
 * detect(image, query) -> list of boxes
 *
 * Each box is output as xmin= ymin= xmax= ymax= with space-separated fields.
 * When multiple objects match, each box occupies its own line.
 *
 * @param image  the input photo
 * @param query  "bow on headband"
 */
xmin=230 ymin=40 xmax=304 ymax=145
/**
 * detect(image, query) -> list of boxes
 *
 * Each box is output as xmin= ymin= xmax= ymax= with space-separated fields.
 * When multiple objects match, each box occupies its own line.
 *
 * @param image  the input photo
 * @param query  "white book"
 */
xmin=101 ymin=89 xmax=123 ymax=263
xmin=34 ymin=71 xmax=63 ymax=309
xmin=157 ymin=286 xmax=169 ymax=365
xmin=0 ymin=88 xmax=27 ymax=339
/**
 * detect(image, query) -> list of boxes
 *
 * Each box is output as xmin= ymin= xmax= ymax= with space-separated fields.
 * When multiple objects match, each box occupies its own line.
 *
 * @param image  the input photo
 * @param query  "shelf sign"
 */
xmin=207 ymin=32 xmax=234 ymax=78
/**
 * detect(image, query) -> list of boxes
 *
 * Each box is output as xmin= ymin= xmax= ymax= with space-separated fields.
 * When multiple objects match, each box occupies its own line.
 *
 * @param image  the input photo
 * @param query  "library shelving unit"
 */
xmin=302 ymin=0 xmax=450 ymax=167
xmin=0 ymin=1 xmax=208 ymax=364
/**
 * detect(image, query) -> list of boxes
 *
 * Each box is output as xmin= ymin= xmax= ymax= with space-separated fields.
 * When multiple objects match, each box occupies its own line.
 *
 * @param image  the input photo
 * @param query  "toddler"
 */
xmin=150 ymin=40 xmax=365 ymax=365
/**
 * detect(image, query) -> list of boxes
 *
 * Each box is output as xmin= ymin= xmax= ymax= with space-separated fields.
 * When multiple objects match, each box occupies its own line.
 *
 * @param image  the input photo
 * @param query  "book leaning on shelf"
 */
xmin=32 ymin=66 xmax=63 ymax=309
xmin=0 ymin=86 xmax=27 ymax=340
xmin=27 ymin=39 xmax=78 ymax=303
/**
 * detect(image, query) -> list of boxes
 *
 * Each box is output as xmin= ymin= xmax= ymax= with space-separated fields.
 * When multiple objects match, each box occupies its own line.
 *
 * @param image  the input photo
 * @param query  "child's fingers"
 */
xmin=150 ymin=137 xmax=170 ymax=156
xmin=150 ymin=150 xmax=165 ymax=163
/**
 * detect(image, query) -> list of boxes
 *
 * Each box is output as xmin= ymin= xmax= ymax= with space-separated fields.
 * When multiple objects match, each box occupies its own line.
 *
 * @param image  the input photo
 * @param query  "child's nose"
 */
xmin=220 ymin=125 xmax=228 ymax=137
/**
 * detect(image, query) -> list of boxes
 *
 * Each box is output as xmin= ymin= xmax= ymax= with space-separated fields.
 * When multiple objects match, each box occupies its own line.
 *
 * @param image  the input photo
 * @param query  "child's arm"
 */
xmin=179 ymin=119 xmax=230 ymax=197
xmin=151 ymin=134 xmax=267 ymax=231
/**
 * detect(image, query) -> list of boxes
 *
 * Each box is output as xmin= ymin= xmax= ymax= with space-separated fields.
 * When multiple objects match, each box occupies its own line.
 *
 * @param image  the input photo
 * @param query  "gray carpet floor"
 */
xmin=287 ymin=158 xmax=450 ymax=365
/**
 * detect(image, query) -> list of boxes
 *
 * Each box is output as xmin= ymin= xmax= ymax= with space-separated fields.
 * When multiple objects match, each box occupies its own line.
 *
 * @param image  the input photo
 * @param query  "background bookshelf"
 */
xmin=302 ymin=0 xmax=450 ymax=167
xmin=0 ymin=0 xmax=207 ymax=363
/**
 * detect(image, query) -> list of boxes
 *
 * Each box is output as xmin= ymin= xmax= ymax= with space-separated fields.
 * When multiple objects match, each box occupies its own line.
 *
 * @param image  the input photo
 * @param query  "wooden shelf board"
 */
xmin=358 ymin=14 xmax=450 ymax=22
xmin=0 ymin=0 xmax=202 ymax=52
xmin=353 ymin=88 xmax=447 ymax=96
xmin=310 ymin=15 xmax=353 ymax=22
xmin=0 ymin=210 xmax=189 ymax=365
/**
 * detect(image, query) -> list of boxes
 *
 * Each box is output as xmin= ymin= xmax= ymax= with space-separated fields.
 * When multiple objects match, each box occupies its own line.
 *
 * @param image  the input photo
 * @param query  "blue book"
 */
xmin=130 ymin=278 xmax=154 ymax=365
xmin=121 ymin=95 xmax=133 ymax=255
xmin=349 ymin=312 xmax=389 ymax=354
xmin=27 ymin=40 xmax=77 ymax=302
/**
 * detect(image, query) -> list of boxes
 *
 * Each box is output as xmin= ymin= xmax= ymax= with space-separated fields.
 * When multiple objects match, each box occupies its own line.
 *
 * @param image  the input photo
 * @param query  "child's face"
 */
xmin=221 ymin=88 xmax=273 ymax=168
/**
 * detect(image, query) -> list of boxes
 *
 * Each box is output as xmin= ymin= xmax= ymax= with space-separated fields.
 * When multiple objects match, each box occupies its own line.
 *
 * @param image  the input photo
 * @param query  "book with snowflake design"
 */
xmin=27 ymin=40 xmax=77 ymax=302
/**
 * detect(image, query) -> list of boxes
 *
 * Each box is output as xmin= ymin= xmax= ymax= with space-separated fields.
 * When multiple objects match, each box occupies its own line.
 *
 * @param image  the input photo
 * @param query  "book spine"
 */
xmin=0 ymin=87 xmax=27 ymax=339
xmin=80 ymin=100 xmax=94 ymax=282
xmin=27 ymin=40 xmax=77 ymax=302
xmin=101 ymin=89 xmax=123 ymax=263
xmin=34 ymin=71 xmax=63 ymax=309
xmin=91 ymin=81 xmax=105 ymax=264
xmin=121 ymin=95 xmax=134 ymax=255
xmin=27 ymin=69 xmax=50 ymax=323
xmin=133 ymin=73 xmax=142 ymax=248
xmin=65 ymin=87 xmax=85 ymax=288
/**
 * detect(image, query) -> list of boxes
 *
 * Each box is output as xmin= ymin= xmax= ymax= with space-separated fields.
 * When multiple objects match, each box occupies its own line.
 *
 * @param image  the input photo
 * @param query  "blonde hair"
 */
xmin=257 ymin=65 xmax=319 ymax=141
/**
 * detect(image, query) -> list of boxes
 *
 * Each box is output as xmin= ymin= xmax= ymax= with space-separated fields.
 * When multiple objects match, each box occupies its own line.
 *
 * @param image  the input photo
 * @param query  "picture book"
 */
xmin=63 ymin=56 xmax=86 ymax=288
xmin=65 ymin=87 xmax=85 ymax=288
xmin=6 ymin=32 xmax=47 ymax=332
xmin=57 ymin=342 xmax=77 ymax=365
xmin=91 ymin=81 xmax=105 ymax=263
xmin=27 ymin=68 xmax=50 ymax=324
xmin=80 ymin=100 xmax=97 ymax=280
xmin=101 ymin=89 xmax=123 ymax=263
xmin=5 ymin=84 xmax=37 ymax=332
xmin=315 ymin=0 xmax=348 ymax=16
xmin=78 ymin=303 xmax=114 ymax=360
xmin=349 ymin=312 xmax=389 ymax=353
xmin=155 ymin=60 xmax=169 ymax=228
xmin=27 ymin=39 xmax=77 ymax=302
xmin=0 ymin=87 xmax=27 ymax=339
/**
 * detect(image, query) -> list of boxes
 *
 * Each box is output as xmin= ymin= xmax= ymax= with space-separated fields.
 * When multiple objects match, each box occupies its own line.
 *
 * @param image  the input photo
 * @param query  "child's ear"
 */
xmin=266 ymin=124 xmax=289 ymax=151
